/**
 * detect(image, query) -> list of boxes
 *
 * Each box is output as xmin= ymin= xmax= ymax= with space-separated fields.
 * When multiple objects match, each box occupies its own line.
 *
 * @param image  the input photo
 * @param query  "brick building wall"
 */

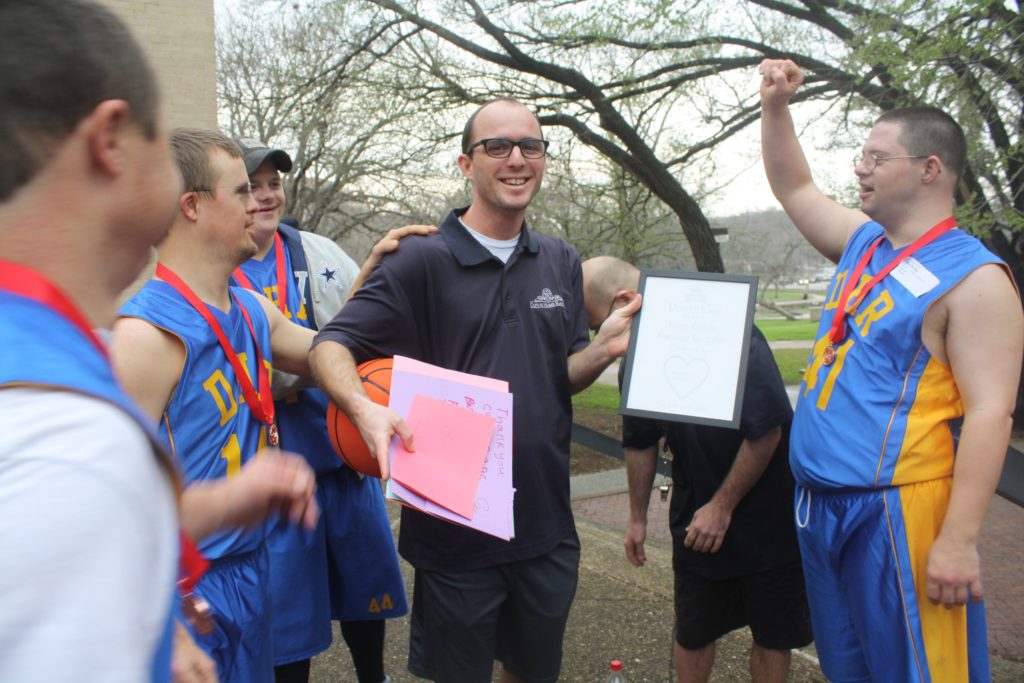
xmin=97 ymin=0 xmax=218 ymax=298
xmin=98 ymin=0 xmax=217 ymax=129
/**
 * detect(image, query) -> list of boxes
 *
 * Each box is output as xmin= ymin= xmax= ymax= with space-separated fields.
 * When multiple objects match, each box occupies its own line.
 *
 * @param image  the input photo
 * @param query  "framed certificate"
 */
xmin=619 ymin=270 xmax=758 ymax=429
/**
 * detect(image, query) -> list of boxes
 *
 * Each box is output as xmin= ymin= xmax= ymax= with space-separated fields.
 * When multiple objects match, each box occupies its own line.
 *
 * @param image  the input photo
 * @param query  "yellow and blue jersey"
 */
xmin=791 ymin=220 xmax=1005 ymax=682
xmin=234 ymin=237 xmax=337 ymax=474
xmin=121 ymin=281 xmax=274 ymax=560
xmin=791 ymin=220 xmax=1005 ymax=491
xmin=235 ymin=231 xmax=408 ymax=667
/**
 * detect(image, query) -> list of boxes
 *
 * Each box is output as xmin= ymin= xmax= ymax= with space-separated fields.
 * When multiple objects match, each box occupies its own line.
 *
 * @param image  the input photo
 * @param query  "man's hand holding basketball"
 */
xmin=349 ymin=394 xmax=414 ymax=481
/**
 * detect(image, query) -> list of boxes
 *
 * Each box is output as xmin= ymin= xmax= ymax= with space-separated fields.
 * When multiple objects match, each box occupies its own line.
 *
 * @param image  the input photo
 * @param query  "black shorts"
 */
xmin=408 ymin=533 xmax=581 ymax=683
xmin=674 ymin=561 xmax=812 ymax=651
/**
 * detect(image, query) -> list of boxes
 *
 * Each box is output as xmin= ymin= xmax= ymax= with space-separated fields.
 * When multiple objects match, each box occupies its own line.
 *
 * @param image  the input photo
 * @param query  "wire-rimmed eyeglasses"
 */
xmin=853 ymin=153 xmax=929 ymax=171
xmin=466 ymin=137 xmax=550 ymax=159
xmin=190 ymin=182 xmax=253 ymax=200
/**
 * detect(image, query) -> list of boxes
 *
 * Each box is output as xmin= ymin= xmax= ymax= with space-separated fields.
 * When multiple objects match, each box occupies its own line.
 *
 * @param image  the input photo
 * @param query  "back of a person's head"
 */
xmin=170 ymin=128 xmax=242 ymax=195
xmin=876 ymin=106 xmax=967 ymax=186
xmin=583 ymin=255 xmax=640 ymax=310
xmin=0 ymin=0 xmax=159 ymax=202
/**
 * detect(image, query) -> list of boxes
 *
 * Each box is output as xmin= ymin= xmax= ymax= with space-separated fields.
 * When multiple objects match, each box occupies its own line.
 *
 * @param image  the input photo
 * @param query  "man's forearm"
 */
xmin=309 ymin=339 xmax=366 ymax=410
xmin=711 ymin=426 xmax=781 ymax=512
xmin=939 ymin=412 xmax=1011 ymax=544
xmin=626 ymin=445 xmax=659 ymax=524
xmin=760 ymin=101 xmax=813 ymax=206
xmin=567 ymin=341 xmax=616 ymax=394
xmin=179 ymin=481 xmax=231 ymax=541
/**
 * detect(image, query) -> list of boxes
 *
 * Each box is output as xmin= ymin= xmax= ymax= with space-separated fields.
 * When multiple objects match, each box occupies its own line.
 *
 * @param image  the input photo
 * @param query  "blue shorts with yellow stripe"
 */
xmin=188 ymin=547 xmax=274 ymax=683
xmin=794 ymin=479 xmax=989 ymax=683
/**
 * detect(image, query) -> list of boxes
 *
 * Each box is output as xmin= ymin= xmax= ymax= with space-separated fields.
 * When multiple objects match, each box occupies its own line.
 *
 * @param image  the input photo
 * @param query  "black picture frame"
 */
xmin=619 ymin=270 xmax=758 ymax=429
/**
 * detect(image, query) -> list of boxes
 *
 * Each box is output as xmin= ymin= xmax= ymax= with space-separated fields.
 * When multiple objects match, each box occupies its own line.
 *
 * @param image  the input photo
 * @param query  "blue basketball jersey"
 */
xmin=236 ymin=232 xmax=408 ymax=665
xmin=0 ymin=290 xmax=178 ymax=683
xmin=235 ymin=238 xmax=339 ymax=474
xmin=791 ymin=221 xmax=1005 ymax=490
xmin=121 ymin=280 xmax=274 ymax=558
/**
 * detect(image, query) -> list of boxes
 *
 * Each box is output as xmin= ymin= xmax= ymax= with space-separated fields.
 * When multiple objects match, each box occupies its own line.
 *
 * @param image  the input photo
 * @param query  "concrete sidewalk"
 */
xmin=307 ymin=351 xmax=1024 ymax=681
xmin=309 ymin=500 xmax=830 ymax=682
xmin=307 ymin=466 xmax=1023 ymax=681
xmin=571 ymin=466 xmax=1024 ymax=674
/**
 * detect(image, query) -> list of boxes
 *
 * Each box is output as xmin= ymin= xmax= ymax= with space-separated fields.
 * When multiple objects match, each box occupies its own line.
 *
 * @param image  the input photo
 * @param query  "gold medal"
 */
xmin=269 ymin=422 xmax=280 ymax=447
xmin=182 ymin=593 xmax=214 ymax=636
xmin=822 ymin=344 xmax=836 ymax=366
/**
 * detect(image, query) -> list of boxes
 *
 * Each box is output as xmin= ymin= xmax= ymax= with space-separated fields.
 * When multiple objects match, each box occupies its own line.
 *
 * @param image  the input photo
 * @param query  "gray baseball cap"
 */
xmin=232 ymin=136 xmax=293 ymax=175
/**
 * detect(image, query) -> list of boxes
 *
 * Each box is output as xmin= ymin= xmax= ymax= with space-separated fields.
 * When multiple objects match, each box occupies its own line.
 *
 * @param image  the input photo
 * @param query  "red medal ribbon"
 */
xmin=0 ymin=260 xmax=107 ymax=357
xmin=155 ymin=263 xmax=276 ymax=434
xmin=828 ymin=216 xmax=957 ymax=345
xmin=231 ymin=232 xmax=288 ymax=315
xmin=177 ymin=531 xmax=210 ymax=594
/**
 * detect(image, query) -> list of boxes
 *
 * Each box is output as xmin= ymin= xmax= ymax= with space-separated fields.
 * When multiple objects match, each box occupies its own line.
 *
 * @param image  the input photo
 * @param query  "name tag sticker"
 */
xmin=891 ymin=257 xmax=939 ymax=297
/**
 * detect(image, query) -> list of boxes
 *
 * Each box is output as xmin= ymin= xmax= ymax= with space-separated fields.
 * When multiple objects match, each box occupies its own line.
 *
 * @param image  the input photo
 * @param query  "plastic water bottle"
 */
xmin=606 ymin=658 xmax=626 ymax=682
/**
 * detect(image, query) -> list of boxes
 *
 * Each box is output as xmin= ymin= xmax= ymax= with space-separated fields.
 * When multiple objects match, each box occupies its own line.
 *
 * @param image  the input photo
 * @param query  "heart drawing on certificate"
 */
xmin=664 ymin=357 xmax=710 ymax=402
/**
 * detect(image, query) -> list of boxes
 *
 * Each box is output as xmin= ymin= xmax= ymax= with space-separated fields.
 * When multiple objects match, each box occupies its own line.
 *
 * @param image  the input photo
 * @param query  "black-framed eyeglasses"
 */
xmin=853 ymin=153 xmax=929 ymax=171
xmin=466 ymin=138 xmax=549 ymax=159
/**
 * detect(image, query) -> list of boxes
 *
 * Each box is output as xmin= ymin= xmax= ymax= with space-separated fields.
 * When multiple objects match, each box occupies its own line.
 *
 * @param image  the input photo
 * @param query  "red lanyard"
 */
xmin=232 ymin=232 xmax=289 ymax=315
xmin=178 ymin=530 xmax=213 ymax=634
xmin=178 ymin=531 xmax=210 ymax=593
xmin=0 ymin=260 xmax=107 ymax=357
xmin=155 ymin=263 xmax=277 ymax=444
xmin=828 ymin=216 xmax=957 ymax=345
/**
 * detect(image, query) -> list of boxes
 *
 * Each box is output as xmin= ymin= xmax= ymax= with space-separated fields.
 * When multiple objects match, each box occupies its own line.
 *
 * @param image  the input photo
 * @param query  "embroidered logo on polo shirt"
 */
xmin=529 ymin=288 xmax=564 ymax=309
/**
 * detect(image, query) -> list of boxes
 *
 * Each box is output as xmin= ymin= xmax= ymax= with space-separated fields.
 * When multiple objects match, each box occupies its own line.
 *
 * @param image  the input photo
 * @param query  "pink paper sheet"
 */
xmin=391 ymin=394 xmax=495 ymax=519
xmin=387 ymin=357 xmax=515 ymax=540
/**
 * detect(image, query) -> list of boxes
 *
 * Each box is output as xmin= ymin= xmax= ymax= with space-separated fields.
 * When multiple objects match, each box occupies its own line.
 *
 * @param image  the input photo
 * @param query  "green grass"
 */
xmin=573 ymin=382 xmax=621 ymax=411
xmin=755 ymin=318 xmax=820 ymax=341
xmin=759 ymin=288 xmax=811 ymax=302
xmin=772 ymin=347 xmax=811 ymax=385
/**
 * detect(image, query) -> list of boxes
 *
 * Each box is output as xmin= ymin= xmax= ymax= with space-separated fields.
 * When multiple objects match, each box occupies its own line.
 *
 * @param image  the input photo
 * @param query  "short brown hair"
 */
xmin=461 ymin=98 xmax=543 ymax=153
xmin=876 ymin=106 xmax=967 ymax=184
xmin=0 ymin=0 xmax=159 ymax=201
xmin=170 ymin=129 xmax=243 ymax=194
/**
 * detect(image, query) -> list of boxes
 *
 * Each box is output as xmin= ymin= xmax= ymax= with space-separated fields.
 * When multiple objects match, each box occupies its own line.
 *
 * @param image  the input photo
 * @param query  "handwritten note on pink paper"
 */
xmin=387 ymin=367 xmax=515 ymax=540
xmin=391 ymin=395 xmax=496 ymax=519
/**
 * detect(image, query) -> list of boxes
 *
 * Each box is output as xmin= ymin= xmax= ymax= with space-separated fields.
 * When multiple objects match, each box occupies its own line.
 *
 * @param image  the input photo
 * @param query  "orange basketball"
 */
xmin=326 ymin=357 xmax=392 ymax=478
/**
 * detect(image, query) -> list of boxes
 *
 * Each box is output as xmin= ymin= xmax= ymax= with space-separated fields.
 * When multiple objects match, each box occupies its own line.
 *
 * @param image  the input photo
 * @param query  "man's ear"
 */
xmin=456 ymin=153 xmax=473 ymax=180
xmin=179 ymin=192 xmax=200 ymax=222
xmin=614 ymin=289 xmax=639 ymax=307
xmin=84 ymin=99 xmax=132 ymax=178
xmin=921 ymin=155 xmax=943 ymax=185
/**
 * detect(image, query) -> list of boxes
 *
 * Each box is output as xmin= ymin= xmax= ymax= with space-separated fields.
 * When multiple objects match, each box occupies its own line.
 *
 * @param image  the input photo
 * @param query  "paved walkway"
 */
xmin=571 ymin=459 xmax=1024 ymax=666
xmin=589 ymin=355 xmax=1024 ymax=667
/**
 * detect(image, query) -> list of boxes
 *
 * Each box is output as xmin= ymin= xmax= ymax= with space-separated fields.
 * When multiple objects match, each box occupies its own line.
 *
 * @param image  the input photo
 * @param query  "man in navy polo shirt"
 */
xmin=310 ymin=97 xmax=641 ymax=683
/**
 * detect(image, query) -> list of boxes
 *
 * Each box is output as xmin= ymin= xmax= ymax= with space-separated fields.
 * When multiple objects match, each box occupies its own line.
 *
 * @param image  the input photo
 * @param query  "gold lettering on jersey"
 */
xmin=824 ymin=271 xmax=846 ymax=310
xmin=803 ymin=336 xmax=854 ymax=411
xmin=854 ymin=290 xmax=894 ymax=338
xmin=231 ymin=352 xmax=275 ymax=403
xmin=203 ymin=370 xmax=238 ymax=426
xmin=262 ymin=284 xmax=308 ymax=322
xmin=220 ymin=433 xmax=242 ymax=477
